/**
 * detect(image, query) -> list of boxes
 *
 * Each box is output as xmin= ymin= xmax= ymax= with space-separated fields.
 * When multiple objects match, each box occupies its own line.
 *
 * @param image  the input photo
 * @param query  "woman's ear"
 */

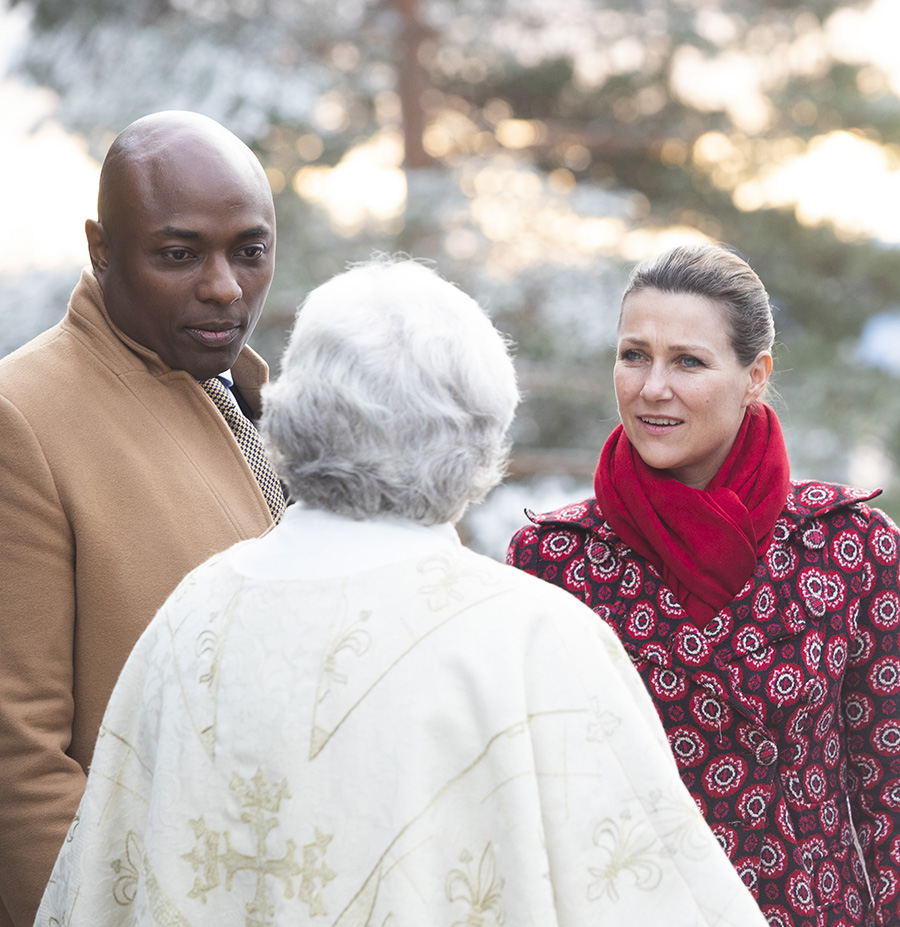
xmin=744 ymin=351 xmax=773 ymax=406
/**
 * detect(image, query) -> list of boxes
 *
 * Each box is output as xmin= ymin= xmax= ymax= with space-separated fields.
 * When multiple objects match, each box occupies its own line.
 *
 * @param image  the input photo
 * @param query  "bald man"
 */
xmin=0 ymin=111 xmax=284 ymax=927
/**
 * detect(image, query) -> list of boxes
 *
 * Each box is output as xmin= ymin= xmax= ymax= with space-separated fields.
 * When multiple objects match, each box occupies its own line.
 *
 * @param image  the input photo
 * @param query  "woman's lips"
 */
xmin=186 ymin=326 xmax=241 ymax=347
xmin=638 ymin=415 xmax=683 ymax=433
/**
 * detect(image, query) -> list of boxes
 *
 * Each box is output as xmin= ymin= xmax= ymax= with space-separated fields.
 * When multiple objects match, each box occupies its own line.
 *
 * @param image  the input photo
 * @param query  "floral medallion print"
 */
xmin=509 ymin=480 xmax=900 ymax=926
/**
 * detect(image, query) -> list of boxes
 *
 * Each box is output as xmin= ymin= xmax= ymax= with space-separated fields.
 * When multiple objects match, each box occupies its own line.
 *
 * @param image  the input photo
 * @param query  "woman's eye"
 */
xmin=619 ymin=349 xmax=643 ymax=362
xmin=680 ymin=355 xmax=705 ymax=368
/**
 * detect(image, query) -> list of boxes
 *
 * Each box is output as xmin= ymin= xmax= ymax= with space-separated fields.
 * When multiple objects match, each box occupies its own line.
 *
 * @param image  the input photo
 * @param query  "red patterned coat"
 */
xmin=507 ymin=481 xmax=900 ymax=927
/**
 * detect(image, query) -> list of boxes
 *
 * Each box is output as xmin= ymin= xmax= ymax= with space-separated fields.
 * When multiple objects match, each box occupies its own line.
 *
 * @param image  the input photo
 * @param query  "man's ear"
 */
xmin=85 ymin=219 xmax=109 ymax=278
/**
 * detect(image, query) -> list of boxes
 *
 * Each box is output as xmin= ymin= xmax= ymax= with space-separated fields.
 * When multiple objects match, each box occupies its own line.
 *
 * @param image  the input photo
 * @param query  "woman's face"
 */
xmin=614 ymin=288 xmax=771 ymax=489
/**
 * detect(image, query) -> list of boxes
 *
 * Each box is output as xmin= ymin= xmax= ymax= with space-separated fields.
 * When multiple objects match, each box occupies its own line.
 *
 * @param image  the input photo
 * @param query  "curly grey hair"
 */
xmin=261 ymin=257 xmax=520 ymax=524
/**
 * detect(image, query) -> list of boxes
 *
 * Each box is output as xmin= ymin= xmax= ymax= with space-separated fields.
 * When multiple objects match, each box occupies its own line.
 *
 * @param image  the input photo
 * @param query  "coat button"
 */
xmin=756 ymin=740 xmax=778 ymax=766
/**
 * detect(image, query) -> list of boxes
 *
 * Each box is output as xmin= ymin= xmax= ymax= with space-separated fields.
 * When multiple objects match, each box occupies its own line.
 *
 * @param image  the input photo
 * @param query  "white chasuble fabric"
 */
xmin=36 ymin=513 xmax=768 ymax=927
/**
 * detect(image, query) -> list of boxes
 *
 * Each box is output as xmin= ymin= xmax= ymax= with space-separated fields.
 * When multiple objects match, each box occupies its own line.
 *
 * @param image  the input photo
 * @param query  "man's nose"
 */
xmin=198 ymin=254 xmax=242 ymax=305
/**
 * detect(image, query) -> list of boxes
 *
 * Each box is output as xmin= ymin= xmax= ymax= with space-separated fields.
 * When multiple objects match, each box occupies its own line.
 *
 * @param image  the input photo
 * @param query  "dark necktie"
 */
xmin=199 ymin=377 xmax=286 ymax=524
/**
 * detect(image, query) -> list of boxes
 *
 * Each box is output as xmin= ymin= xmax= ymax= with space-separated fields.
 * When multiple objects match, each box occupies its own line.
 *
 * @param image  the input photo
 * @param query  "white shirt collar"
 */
xmin=229 ymin=505 xmax=460 ymax=580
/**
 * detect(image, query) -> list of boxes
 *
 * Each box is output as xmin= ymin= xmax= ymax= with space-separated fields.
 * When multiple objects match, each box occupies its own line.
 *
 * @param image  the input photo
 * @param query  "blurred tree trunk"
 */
xmin=390 ymin=0 xmax=434 ymax=169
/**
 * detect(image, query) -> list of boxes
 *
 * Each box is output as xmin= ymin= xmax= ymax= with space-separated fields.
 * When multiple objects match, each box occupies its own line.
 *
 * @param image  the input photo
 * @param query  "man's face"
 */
xmin=88 ymin=143 xmax=275 ymax=380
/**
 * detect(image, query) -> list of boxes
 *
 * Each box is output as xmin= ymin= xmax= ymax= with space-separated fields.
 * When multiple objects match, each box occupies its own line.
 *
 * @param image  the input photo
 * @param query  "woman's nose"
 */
xmin=639 ymin=364 xmax=673 ymax=400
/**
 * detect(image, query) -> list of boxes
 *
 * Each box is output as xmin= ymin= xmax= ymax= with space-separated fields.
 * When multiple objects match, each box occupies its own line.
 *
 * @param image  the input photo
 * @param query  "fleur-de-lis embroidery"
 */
xmin=196 ymin=629 xmax=219 ymax=687
xmin=644 ymin=785 xmax=711 ymax=861
xmin=418 ymin=554 xmax=495 ymax=611
xmin=323 ymin=611 xmax=372 ymax=686
xmin=445 ymin=843 xmax=505 ymax=926
xmin=587 ymin=815 xmax=663 ymax=903
xmin=586 ymin=696 xmax=622 ymax=742
xmin=111 ymin=831 xmax=142 ymax=906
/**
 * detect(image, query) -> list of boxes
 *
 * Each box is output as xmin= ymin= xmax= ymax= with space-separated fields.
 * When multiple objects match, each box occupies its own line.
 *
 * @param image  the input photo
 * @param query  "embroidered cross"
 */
xmin=183 ymin=768 xmax=335 ymax=925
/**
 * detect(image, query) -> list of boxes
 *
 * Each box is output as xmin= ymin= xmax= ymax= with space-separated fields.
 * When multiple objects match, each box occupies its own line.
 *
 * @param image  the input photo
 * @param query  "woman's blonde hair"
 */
xmin=621 ymin=242 xmax=775 ymax=367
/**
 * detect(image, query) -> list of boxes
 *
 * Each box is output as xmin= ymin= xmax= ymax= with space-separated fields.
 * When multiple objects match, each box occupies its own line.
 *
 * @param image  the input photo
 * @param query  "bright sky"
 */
xmin=4 ymin=0 xmax=900 ymax=273
xmin=0 ymin=7 xmax=99 ymax=273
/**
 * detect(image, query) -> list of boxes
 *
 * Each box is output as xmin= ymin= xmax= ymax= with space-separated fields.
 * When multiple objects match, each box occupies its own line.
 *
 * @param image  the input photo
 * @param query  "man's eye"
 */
xmin=163 ymin=248 xmax=193 ymax=262
xmin=239 ymin=245 xmax=266 ymax=259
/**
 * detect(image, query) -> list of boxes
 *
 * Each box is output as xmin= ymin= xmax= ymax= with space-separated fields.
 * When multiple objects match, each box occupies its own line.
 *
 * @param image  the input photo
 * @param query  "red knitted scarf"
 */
xmin=594 ymin=402 xmax=791 ymax=628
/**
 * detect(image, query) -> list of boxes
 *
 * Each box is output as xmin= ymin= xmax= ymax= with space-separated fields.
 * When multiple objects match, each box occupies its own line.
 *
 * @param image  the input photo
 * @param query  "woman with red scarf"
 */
xmin=508 ymin=242 xmax=900 ymax=927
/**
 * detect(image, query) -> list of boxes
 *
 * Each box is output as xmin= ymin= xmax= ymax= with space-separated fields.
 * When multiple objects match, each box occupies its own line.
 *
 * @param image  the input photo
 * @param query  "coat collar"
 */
xmin=64 ymin=267 xmax=174 ymax=377
xmin=525 ymin=480 xmax=882 ymax=538
xmin=524 ymin=481 xmax=882 ymax=731
xmin=62 ymin=267 xmax=268 ymax=417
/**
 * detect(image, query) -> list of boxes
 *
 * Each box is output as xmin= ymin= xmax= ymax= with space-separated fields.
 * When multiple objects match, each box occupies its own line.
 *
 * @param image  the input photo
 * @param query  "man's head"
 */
xmin=86 ymin=111 xmax=276 ymax=380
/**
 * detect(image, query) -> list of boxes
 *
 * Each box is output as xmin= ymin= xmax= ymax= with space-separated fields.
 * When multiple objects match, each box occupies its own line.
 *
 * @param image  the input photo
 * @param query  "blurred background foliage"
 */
xmin=4 ymin=0 xmax=900 ymax=555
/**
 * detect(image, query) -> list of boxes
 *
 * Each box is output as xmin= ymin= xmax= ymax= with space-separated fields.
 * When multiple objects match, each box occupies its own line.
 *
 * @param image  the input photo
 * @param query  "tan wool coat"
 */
xmin=0 ymin=269 xmax=276 ymax=927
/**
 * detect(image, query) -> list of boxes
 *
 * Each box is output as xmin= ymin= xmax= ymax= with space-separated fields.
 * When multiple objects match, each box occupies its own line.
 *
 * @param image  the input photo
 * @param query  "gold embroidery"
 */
xmin=587 ymin=813 xmax=664 ymax=903
xmin=586 ymin=696 xmax=622 ymax=743
xmin=182 ymin=769 xmax=335 ymax=924
xmin=644 ymin=785 xmax=713 ymax=862
xmin=298 ymin=830 xmax=337 ymax=917
xmin=111 ymin=832 xmax=141 ymax=906
xmin=330 ymin=864 xmax=383 ymax=927
xmin=310 ymin=562 xmax=508 ymax=759
xmin=94 ymin=728 xmax=152 ymax=827
xmin=108 ymin=830 xmax=192 ymax=925
xmin=65 ymin=810 xmax=81 ymax=844
xmin=416 ymin=552 xmax=497 ymax=611
xmin=445 ymin=843 xmax=505 ymax=927
xmin=170 ymin=584 xmax=242 ymax=759
xmin=196 ymin=629 xmax=220 ymax=687
xmin=310 ymin=587 xmax=368 ymax=760
xmin=323 ymin=610 xmax=372 ymax=686
xmin=330 ymin=711 xmax=584 ymax=926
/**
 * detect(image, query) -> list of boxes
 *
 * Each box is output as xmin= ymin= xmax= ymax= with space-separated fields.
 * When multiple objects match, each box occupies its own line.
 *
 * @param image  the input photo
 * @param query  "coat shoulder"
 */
xmin=522 ymin=496 xmax=606 ymax=531
xmin=785 ymin=479 xmax=882 ymax=521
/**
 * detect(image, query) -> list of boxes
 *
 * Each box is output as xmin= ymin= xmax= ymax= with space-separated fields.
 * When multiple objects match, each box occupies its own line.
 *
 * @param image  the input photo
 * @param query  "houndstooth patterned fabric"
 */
xmin=200 ymin=377 xmax=285 ymax=523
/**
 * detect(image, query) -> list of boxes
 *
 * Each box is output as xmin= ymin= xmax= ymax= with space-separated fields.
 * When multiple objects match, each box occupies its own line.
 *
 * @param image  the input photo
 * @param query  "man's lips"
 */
xmin=186 ymin=325 xmax=241 ymax=347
